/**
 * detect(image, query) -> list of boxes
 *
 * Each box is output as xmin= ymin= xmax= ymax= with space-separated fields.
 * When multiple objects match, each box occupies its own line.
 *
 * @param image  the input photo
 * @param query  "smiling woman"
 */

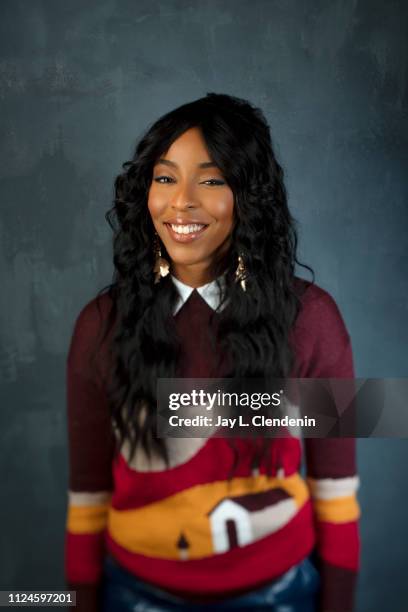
xmin=148 ymin=127 xmax=235 ymax=286
xmin=65 ymin=93 xmax=360 ymax=612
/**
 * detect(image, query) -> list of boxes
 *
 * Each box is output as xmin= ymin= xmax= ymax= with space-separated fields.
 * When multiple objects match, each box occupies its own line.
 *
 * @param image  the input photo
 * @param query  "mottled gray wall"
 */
xmin=0 ymin=1 xmax=407 ymax=610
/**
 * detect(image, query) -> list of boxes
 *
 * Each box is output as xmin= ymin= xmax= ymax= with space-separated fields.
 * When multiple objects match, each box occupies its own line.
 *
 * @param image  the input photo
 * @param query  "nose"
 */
xmin=170 ymin=182 xmax=198 ymax=211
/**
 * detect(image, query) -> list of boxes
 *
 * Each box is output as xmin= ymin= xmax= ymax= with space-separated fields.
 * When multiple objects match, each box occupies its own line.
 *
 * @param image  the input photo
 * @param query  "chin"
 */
xmin=169 ymin=253 xmax=210 ymax=266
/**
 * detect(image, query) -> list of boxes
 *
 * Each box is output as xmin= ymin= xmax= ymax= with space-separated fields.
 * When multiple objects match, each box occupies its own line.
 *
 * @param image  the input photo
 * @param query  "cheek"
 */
xmin=210 ymin=194 xmax=234 ymax=226
xmin=147 ymin=188 xmax=166 ymax=218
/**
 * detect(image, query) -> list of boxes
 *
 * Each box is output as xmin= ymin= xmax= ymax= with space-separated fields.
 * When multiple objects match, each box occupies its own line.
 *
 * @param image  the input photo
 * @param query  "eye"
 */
xmin=153 ymin=175 xmax=174 ymax=184
xmin=202 ymin=179 xmax=226 ymax=186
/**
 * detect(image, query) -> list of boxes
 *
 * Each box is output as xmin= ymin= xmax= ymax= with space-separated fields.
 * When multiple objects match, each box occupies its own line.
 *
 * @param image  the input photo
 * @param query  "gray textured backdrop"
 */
xmin=0 ymin=1 xmax=407 ymax=611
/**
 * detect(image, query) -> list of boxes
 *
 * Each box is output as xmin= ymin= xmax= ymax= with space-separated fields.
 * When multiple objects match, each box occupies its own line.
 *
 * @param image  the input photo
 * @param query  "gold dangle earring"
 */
xmin=153 ymin=232 xmax=170 ymax=283
xmin=235 ymin=253 xmax=247 ymax=292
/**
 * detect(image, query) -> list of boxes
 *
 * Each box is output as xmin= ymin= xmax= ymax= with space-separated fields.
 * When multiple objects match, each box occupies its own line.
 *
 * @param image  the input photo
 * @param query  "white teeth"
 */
xmin=170 ymin=223 xmax=205 ymax=234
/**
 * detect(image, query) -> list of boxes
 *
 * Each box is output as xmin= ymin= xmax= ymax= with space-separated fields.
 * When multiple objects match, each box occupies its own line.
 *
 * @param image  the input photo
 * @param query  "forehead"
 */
xmin=162 ymin=127 xmax=210 ymax=160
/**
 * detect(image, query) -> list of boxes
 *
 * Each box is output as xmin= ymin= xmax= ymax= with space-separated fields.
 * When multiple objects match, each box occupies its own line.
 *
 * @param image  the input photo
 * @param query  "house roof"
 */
xmin=208 ymin=487 xmax=291 ymax=514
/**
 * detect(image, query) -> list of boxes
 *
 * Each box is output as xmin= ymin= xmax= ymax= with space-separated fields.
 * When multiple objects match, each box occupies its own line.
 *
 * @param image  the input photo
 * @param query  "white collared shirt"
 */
xmin=171 ymin=274 xmax=227 ymax=315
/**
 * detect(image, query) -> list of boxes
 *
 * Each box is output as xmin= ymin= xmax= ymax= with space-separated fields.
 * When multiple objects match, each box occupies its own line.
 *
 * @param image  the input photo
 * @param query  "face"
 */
xmin=147 ymin=127 xmax=234 ymax=282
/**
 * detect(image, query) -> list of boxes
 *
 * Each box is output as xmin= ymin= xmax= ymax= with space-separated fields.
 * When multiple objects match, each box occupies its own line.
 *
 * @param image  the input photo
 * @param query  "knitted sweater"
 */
xmin=65 ymin=276 xmax=360 ymax=612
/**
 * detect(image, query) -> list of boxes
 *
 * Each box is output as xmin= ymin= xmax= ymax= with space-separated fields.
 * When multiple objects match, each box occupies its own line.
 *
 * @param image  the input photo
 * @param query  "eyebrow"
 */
xmin=155 ymin=158 xmax=218 ymax=169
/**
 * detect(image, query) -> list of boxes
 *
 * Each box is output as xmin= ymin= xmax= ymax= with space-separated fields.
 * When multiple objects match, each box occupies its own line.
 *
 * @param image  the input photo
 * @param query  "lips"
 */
xmin=163 ymin=218 xmax=209 ymax=226
xmin=163 ymin=220 xmax=209 ymax=244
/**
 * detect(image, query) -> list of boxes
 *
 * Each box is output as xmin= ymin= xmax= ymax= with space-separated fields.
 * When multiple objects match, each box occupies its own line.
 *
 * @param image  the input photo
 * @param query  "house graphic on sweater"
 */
xmin=207 ymin=488 xmax=297 ymax=553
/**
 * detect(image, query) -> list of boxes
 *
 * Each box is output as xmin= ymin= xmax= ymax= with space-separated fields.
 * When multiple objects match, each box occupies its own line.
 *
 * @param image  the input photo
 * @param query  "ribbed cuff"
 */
xmin=66 ymin=582 xmax=101 ymax=612
xmin=318 ymin=561 xmax=358 ymax=612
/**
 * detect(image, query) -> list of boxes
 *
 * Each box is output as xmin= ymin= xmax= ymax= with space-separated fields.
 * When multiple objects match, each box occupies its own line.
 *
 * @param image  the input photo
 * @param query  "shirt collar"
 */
xmin=171 ymin=274 xmax=227 ymax=315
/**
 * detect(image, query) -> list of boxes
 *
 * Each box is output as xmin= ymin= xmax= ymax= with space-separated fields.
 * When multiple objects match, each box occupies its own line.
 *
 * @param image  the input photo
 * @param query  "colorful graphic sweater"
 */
xmin=65 ymin=277 xmax=360 ymax=612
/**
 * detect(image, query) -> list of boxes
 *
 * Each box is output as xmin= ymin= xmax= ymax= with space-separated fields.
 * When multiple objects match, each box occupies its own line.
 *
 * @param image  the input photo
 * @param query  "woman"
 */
xmin=65 ymin=93 xmax=360 ymax=612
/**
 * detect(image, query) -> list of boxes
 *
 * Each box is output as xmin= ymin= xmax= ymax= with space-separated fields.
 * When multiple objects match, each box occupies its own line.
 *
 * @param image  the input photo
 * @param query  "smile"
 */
xmin=164 ymin=222 xmax=209 ymax=243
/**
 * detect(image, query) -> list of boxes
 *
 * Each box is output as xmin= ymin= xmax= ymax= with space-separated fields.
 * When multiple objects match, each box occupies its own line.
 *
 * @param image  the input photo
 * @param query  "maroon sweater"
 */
xmin=65 ymin=277 xmax=360 ymax=611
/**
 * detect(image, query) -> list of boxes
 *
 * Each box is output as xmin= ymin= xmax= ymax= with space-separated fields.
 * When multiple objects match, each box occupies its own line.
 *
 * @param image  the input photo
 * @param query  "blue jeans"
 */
xmin=101 ymin=554 xmax=320 ymax=611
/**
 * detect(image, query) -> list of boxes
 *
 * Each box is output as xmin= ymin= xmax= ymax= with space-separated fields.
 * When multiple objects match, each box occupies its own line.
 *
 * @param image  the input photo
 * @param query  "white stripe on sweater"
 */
xmin=306 ymin=475 xmax=360 ymax=500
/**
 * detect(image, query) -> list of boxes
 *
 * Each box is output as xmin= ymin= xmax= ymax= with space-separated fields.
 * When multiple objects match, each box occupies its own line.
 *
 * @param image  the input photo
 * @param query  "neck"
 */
xmin=170 ymin=244 xmax=231 ymax=288
xmin=171 ymin=262 xmax=214 ymax=288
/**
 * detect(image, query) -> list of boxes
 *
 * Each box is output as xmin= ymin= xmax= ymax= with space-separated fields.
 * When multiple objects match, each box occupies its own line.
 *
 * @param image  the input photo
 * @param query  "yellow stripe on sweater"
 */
xmin=66 ymin=502 xmax=110 ymax=534
xmin=312 ymin=495 xmax=360 ymax=523
xmin=107 ymin=473 xmax=310 ymax=560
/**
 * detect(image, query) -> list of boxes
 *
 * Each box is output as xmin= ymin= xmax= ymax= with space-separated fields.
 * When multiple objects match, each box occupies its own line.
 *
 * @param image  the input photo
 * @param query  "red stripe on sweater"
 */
xmin=65 ymin=531 xmax=106 ymax=583
xmin=315 ymin=520 xmax=360 ymax=570
xmin=111 ymin=436 xmax=302 ymax=510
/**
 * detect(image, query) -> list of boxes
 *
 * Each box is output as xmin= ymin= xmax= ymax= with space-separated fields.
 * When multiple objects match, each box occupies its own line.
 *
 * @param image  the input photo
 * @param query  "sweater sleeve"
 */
xmin=65 ymin=294 xmax=116 ymax=612
xmin=294 ymin=285 xmax=361 ymax=612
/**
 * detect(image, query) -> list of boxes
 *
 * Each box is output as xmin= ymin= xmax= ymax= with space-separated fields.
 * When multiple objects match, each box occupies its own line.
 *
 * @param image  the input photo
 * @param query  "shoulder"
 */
xmin=69 ymin=290 xmax=114 ymax=349
xmin=293 ymin=277 xmax=348 ymax=331
xmin=67 ymin=290 xmax=115 ymax=381
xmin=291 ymin=277 xmax=353 ymax=377
xmin=71 ymin=290 xmax=114 ymax=333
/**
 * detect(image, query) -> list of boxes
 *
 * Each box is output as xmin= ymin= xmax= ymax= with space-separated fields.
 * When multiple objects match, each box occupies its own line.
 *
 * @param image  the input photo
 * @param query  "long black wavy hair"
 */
xmin=95 ymin=93 xmax=313 ymax=472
